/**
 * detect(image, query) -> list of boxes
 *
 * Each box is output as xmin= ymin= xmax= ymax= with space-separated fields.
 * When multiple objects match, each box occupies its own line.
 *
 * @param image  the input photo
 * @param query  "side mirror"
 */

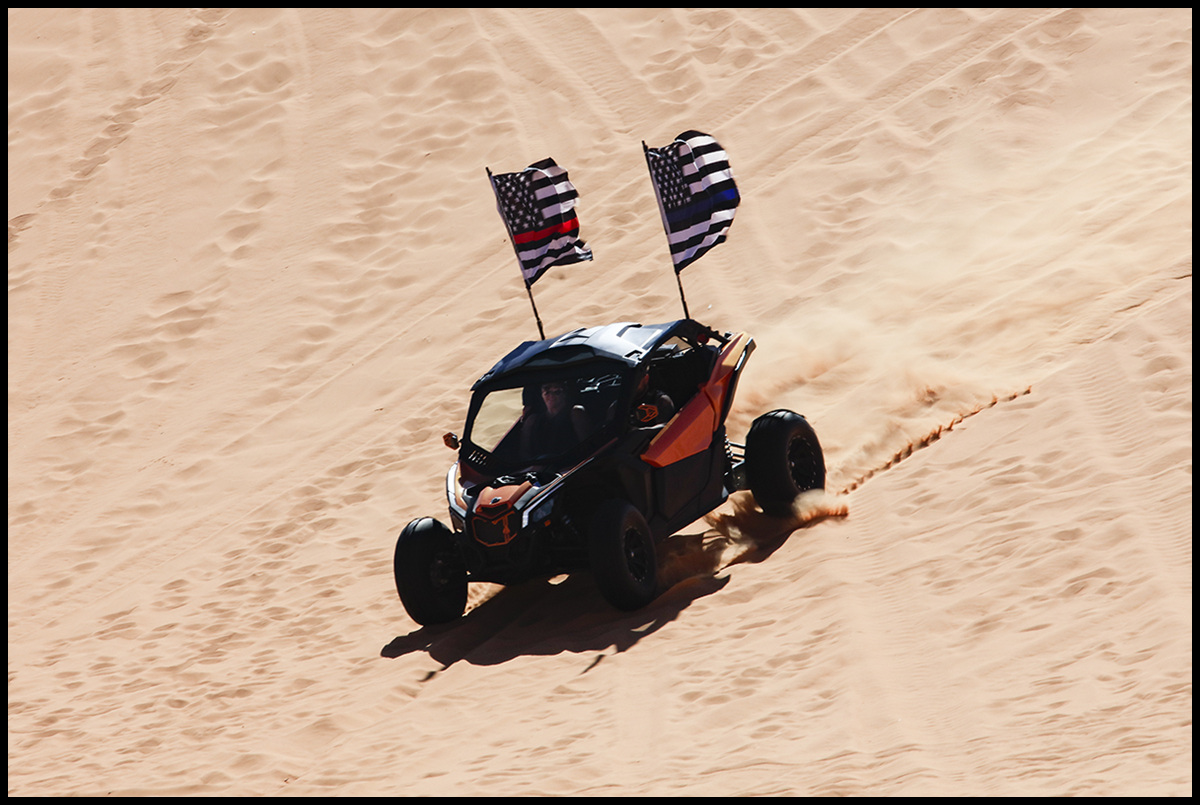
xmin=443 ymin=432 xmax=460 ymax=449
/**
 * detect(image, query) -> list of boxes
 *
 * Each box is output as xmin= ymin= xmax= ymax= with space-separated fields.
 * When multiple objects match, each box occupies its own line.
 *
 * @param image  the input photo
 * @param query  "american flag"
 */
xmin=644 ymin=130 xmax=740 ymax=273
xmin=490 ymin=158 xmax=592 ymax=286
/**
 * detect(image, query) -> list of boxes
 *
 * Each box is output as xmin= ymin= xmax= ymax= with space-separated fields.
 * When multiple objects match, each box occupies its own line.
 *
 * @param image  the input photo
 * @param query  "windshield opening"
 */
xmin=470 ymin=387 xmax=525 ymax=455
xmin=466 ymin=368 xmax=626 ymax=473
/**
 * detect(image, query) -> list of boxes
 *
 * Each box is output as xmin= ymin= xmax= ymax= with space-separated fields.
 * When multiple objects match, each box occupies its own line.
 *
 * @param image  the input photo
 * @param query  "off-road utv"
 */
xmin=393 ymin=318 xmax=825 ymax=625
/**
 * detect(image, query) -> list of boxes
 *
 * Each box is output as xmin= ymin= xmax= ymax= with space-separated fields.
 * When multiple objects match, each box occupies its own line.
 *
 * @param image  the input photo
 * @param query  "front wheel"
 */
xmin=588 ymin=500 xmax=658 ymax=611
xmin=745 ymin=409 xmax=826 ymax=517
xmin=394 ymin=517 xmax=467 ymax=625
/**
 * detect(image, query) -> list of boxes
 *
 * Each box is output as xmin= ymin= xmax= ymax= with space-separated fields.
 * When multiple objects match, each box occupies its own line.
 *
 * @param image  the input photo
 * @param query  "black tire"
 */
xmin=588 ymin=500 xmax=658 ymax=611
xmin=393 ymin=517 xmax=467 ymax=625
xmin=745 ymin=409 xmax=826 ymax=517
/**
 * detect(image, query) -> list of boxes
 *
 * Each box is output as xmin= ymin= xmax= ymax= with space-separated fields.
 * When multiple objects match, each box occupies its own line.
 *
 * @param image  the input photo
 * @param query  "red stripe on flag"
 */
xmin=513 ymin=218 xmax=578 ymax=245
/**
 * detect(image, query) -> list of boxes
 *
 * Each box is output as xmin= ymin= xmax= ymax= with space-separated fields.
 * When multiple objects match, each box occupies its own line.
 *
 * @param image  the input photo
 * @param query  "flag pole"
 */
xmin=525 ymin=282 xmax=546 ymax=340
xmin=487 ymin=166 xmax=546 ymax=340
xmin=674 ymin=270 xmax=690 ymax=320
xmin=642 ymin=141 xmax=691 ymax=321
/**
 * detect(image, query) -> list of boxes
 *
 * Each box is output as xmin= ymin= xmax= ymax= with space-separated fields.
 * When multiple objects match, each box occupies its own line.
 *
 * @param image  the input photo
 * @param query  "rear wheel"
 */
xmin=394 ymin=517 xmax=467 ymax=625
xmin=588 ymin=500 xmax=658 ymax=611
xmin=746 ymin=409 xmax=825 ymax=517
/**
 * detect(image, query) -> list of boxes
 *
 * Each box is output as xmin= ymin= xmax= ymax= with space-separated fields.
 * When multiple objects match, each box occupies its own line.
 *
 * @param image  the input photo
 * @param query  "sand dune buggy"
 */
xmin=393 ymin=318 xmax=825 ymax=625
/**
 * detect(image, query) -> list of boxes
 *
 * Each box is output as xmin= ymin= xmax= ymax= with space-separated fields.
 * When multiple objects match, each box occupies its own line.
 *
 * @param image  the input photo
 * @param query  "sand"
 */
xmin=7 ymin=7 xmax=1191 ymax=796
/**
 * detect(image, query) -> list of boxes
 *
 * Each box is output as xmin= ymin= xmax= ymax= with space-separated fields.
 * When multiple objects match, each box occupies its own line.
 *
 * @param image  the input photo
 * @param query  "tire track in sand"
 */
xmin=7 ymin=9 xmax=230 ymax=253
xmin=839 ymin=386 xmax=1034 ymax=495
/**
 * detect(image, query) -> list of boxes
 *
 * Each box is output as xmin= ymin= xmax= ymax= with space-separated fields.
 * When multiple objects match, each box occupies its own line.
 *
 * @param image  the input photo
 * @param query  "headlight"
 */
xmin=445 ymin=463 xmax=466 ymax=517
xmin=522 ymin=489 xmax=556 ymax=529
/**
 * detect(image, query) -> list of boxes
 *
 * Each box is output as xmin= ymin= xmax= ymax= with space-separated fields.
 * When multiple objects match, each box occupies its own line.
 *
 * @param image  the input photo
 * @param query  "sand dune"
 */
xmin=8 ymin=8 xmax=1191 ymax=795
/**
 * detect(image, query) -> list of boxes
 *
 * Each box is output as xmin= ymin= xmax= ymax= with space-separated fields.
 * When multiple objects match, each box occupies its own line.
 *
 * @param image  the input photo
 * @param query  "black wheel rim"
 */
xmin=429 ymin=549 xmax=462 ymax=592
xmin=787 ymin=434 xmax=819 ymax=491
xmin=623 ymin=527 xmax=652 ymax=584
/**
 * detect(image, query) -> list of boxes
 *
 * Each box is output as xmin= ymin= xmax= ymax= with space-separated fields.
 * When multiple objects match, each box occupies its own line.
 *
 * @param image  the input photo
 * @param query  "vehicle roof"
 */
xmin=471 ymin=320 xmax=686 ymax=389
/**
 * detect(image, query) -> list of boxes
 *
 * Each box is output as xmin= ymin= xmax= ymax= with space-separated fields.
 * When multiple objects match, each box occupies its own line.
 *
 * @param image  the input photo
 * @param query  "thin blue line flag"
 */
xmin=644 ymin=130 xmax=740 ymax=273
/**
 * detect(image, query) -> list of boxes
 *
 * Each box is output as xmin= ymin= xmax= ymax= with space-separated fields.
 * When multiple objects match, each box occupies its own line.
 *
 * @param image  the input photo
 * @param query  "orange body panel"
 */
xmin=641 ymin=333 xmax=750 ymax=468
xmin=640 ymin=394 xmax=717 ymax=468
xmin=470 ymin=481 xmax=532 ymax=546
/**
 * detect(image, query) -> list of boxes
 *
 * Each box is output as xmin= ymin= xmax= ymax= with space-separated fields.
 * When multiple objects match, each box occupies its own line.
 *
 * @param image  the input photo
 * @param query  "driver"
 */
xmin=520 ymin=381 xmax=592 ymax=458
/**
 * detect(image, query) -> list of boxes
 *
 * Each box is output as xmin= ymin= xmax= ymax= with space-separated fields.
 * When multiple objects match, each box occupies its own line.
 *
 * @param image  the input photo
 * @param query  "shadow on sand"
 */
xmin=381 ymin=490 xmax=847 ymax=673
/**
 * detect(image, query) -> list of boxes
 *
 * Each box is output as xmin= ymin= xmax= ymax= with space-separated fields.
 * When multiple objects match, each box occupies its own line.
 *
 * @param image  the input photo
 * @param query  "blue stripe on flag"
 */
xmin=663 ymin=187 xmax=740 ymax=228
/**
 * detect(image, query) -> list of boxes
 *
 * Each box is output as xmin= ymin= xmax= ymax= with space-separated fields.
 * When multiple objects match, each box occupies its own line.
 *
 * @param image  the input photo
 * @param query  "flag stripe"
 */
xmin=517 ymin=235 xmax=590 ymax=272
xmin=512 ymin=217 xmax=579 ymax=245
xmin=661 ymin=186 xmax=740 ymax=227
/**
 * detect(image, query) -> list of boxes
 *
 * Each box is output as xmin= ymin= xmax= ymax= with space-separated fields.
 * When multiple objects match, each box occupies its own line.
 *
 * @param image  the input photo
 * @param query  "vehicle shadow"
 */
xmin=380 ymin=570 xmax=731 ymax=671
xmin=381 ymin=492 xmax=846 ymax=671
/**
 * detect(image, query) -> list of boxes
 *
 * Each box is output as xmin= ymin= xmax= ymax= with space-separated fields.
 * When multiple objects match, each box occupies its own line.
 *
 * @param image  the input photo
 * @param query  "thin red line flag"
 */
xmin=490 ymin=158 xmax=593 ymax=287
